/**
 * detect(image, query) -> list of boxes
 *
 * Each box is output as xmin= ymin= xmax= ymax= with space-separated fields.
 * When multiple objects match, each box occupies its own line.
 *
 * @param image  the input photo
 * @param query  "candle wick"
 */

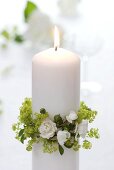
xmin=55 ymin=46 xmax=57 ymax=51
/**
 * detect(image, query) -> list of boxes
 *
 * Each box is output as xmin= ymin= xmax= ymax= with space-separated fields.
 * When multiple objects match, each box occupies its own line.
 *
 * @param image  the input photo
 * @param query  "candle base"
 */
xmin=32 ymin=144 xmax=79 ymax=170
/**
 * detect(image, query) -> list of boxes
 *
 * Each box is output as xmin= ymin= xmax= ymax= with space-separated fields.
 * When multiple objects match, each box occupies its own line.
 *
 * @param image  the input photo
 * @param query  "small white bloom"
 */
xmin=69 ymin=111 xmax=78 ymax=120
xmin=66 ymin=111 xmax=78 ymax=123
xmin=39 ymin=118 xmax=57 ymax=139
xmin=78 ymin=120 xmax=88 ymax=138
xmin=57 ymin=130 xmax=70 ymax=146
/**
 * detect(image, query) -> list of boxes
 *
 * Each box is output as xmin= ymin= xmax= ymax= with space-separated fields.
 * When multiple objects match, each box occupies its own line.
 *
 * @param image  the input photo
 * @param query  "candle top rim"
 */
xmin=33 ymin=48 xmax=80 ymax=64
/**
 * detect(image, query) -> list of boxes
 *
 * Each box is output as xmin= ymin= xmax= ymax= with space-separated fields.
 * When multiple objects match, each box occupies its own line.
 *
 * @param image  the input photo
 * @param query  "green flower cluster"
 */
xmin=12 ymin=98 xmax=48 ymax=148
xmin=77 ymin=102 xmax=97 ymax=123
xmin=12 ymin=98 xmax=100 ymax=155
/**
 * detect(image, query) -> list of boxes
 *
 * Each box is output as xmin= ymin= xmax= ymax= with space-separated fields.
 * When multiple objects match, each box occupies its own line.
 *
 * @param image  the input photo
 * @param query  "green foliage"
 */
xmin=26 ymin=145 xmax=32 ymax=151
xmin=63 ymin=123 xmax=75 ymax=131
xmin=72 ymin=140 xmax=80 ymax=151
xmin=24 ymin=125 xmax=35 ymax=138
xmin=19 ymin=98 xmax=32 ymax=125
xmin=77 ymin=102 xmax=97 ymax=123
xmin=12 ymin=98 xmax=99 ymax=155
xmin=12 ymin=98 xmax=48 ymax=151
xmin=1 ymin=30 xmax=10 ymax=40
xmin=64 ymin=139 xmax=73 ymax=148
xmin=1 ymin=44 xmax=7 ymax=49
xmin=12 ymin=123 xmax=17 ymax=131
xmin=42 ymin=139 xmax=58 ymax=153
xmin=14 ymin=34 xmax=24 ymax=43
xmin=0 ymin=29 xmax=11 ymax=48
xmin=59 ymin=144 xmax=64 ymax=155
xmin=40 ymin=108 xmax=46 ymax=114
xmin=0 ymin=26 xmax=24 ymax=48
xmin=19 ymin=129 xmax=24 ymax=137
xmin=24 ymin=1 xmax=37 ymax=22
xmin=33 ymin=112 xmax=48 ymax=131
xmin=20 ymin=134 xmax=26 ymax=144
xmin=87 ymin=128 xmax=100 ymax=139
xmin=54 ymin=114 xmax=63 ymax=127
xmin=26 ymin=138 xmax=38 ymax=151
xmin=82 ymin=140 xmax=92 ymax=149
xmin=0 ymin=1 xmax=37 ymax=48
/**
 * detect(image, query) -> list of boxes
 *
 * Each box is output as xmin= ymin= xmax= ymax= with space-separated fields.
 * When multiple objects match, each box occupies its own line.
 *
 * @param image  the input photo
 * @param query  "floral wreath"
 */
xmin=12 ymin=98 xmax=100 ymax=155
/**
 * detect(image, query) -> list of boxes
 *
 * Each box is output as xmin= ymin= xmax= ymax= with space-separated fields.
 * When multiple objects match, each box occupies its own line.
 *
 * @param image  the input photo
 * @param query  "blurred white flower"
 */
xmin=78 ymin=120 xmax=88 ymax=138
xmin=24 ymin=10 xmax=53 ymax=48
xmin=39 ymin=118 xmax=57 ymax=139
xmin=57 ymin=130 xmax=70 ymax=146
xmin=66 ymin=111 xmax=78 ymax=123
xmin=58 ymin=0 xmax=80 ymax=16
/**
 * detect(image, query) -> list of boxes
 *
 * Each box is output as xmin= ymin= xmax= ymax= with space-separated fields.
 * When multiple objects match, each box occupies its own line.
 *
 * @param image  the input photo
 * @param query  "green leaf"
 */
xmin=24 ymin=1 xmax=37 ymax=22
xmin=54 ymin=114 xmax=63 ymax=127
xmin=63 ymin=123 xmax=75 ymax=131
xmin=20 ymin=134 xmax=26 ymax=144
xmin=1 ymin=30 xmax=10 ymax=40
xmin=14 ymin=34 xmax=24 ymax=43
xmin=69 ymin=123 xmax=75 ymax=131
xmin=59 ymin=145 xmax=64 ymax=155
xmin=63 ymin=124 xmax=70 ymax=131
xmin=19 ymin=129 xmax=24 ymax=137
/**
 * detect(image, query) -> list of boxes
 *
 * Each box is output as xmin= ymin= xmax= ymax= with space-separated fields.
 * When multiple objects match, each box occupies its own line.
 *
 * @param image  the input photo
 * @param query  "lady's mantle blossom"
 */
xmin=66 ymin=110 xmax=78 ymax=123
xmin=39 ymin=118 xmax=57 ymax=139
xmin=78 ymin=120 xmax=88 ymax=138
xmin=57 ymin=130 xmax=70 ymax=146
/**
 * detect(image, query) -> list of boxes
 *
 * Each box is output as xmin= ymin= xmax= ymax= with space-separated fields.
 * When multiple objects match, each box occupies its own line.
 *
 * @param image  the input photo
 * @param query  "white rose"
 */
xmin=39 ymin=118 xmax=57 ymax=139
xmin=78 ymin=120 xmax=88 ymax=138
xmin=57 ymin=130 xmax=70 ymax=146
xmin=66 ymin=111 xmax=78 ymax=123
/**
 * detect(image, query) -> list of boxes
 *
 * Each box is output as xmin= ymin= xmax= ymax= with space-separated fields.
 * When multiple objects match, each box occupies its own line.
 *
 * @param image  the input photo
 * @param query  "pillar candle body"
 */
xmin=32 ymin=48 xmax=80 ymax=170
xmin=32 ymin=144 xmax=79 ymax=170
xmin=32 ymin=48 xmax=80 ymax=115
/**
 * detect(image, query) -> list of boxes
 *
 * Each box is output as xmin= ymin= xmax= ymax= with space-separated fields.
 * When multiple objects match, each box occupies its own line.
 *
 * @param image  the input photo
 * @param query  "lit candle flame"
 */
xmin=54 ymin=26 xmax=60 ymax=51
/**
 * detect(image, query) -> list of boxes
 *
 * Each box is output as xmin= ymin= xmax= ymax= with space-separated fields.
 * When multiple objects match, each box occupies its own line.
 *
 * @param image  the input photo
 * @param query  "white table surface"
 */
xmin=0 ymin=0 xmax=114 ymax=170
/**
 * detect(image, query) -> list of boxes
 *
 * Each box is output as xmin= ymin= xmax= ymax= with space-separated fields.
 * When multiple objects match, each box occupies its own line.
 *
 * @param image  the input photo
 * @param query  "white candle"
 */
xmin=32 ymin=48 xmax=80 ymax=116
xmin=32 ymin=26 xmax=80 ymax=170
